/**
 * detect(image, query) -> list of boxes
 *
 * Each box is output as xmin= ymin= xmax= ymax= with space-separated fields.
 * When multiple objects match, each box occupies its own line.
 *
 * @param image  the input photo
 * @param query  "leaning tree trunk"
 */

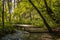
xmin=43 ymin=0 xmax=56 ymax=21
xmin=28 ymin=0 xmax=53 ymax=33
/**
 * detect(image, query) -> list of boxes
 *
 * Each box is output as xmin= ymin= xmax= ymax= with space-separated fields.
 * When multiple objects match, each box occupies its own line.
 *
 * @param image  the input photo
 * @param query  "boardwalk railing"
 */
xmin=13 ymin=24 xmax=49 ymax=33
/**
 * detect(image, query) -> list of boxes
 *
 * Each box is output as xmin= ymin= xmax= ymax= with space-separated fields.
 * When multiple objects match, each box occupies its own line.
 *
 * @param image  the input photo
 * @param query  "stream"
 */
xmin=0 ymin=30 xmax=60 ymax=40
xmin=1 ymin=30 xmax=29 ymax=40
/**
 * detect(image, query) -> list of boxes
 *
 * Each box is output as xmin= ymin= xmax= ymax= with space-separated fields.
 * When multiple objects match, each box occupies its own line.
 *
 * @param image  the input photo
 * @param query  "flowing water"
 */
xmin=0 ymin=30 xmax=60 ymax=40
xmin=1 ymin=30 xmax=29 ymax=40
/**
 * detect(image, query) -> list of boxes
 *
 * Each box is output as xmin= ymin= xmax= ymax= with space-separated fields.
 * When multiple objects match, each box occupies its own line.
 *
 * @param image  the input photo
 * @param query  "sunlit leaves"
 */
xmin=0 ymin=0 xmax=60 ymax=28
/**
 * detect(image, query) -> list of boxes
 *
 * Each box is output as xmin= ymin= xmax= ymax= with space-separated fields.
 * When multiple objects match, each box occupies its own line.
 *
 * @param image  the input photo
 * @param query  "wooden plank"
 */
xmin=24 ymin=28 xmax=48 ymax=33
xmin=12 ymin=24 xmax=50 ymax=33
xmin=13 ymin=24 xmax=40 ymax=28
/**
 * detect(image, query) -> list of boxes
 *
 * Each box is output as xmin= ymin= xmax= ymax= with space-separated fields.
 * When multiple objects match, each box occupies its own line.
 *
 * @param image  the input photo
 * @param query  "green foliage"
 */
xmin=0 ymin=25 xmax=16 ymax=37
xmin=0 ymin=0 xmax=60 ymax=35
xmin=4 ymin=0 xmax=60 ymax=26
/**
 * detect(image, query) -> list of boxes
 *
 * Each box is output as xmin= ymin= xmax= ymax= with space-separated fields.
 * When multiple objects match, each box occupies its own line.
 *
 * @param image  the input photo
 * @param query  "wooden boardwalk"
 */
xmin=12 ymin=24 xmax=60 ymax=40
xmin=13 ymin=24 xmax=49 ymax=33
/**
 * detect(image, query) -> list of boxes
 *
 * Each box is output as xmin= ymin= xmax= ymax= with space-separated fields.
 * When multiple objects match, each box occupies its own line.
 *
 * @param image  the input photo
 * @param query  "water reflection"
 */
xmin=1 ymin=30 xmax=60 ymax=40
xmin=1 ymin=30 xmax=29 ymax=40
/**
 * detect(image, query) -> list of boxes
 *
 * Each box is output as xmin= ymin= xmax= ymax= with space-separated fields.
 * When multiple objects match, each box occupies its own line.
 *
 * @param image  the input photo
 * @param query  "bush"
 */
xmin=0 ymin=25 xmax=16 ymax=37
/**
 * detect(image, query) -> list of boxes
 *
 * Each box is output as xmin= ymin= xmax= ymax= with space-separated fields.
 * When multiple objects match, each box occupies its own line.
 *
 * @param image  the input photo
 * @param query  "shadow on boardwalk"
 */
xmin=24 ymin=32 xmax=60 ymax=40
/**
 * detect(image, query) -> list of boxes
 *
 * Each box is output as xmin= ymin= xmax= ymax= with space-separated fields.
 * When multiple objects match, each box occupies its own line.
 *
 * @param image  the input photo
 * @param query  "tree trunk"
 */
xmin=28 ymin=0 xmax=53 ymax=33
xmin=7 ymin=0 xmax=15 ymax=22
xmin=43 ymin=0 xmax=56 ymax=21
xmin=2 ymin=0 xmax=4 ymax=28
